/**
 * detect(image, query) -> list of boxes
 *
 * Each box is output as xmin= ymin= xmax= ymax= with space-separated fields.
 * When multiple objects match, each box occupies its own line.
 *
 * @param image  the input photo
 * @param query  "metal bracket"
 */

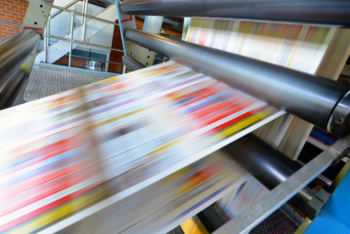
xmin=20 ymin=0 xmax=54 ymax=76
xmin=214 ymin=133 xmax=350 ymax=234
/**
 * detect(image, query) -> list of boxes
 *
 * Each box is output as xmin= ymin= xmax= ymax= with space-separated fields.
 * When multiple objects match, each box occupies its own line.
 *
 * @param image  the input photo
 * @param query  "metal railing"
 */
xmin=45 ymin=1 xmax=121 ymax=69
xmin=45 ymin=34 xmax=123 ymax=53
xmin=52 ymin=5 xmax=119 ymax=26
xmin=50 ymin=0 xmax=80 ymax=19
xmin=60 ymin=54 xmax=123 ymax=73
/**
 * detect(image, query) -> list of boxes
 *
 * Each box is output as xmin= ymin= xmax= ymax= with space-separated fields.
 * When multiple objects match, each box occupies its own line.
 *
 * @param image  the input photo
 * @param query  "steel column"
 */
xmin=81 ymin=0 xmax=86 ymax=24
xmin=69 ymin=12 xmax=75 ymax=67
xmin=82 ymin=0 xmax=88 ymax=41
xmin=125 ymin=29 xmax=350 ymax=136
xmin=46 ymin=16 xmax=51 ymax=48
xmin=44 ymin=26 xmax=47 ymax=63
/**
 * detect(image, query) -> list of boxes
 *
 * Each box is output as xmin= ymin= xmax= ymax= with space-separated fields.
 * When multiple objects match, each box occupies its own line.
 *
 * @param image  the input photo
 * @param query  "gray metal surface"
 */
xmin=296 ymin=160 xmax=333 ymax=187
xmin=122 ymin=55 xmax=146 ymax=71
xmin=125 ymin=30 xmax=350 ymax=136
xmin=24 ymin=65 xmax=112 ymax=102
xmin=214 ymin=134 xmax=350 ymax=234
xmin=0 ymin=30 xmax=40 ymax=91
xmin=120 ymin=0 xmax=350 ymax=27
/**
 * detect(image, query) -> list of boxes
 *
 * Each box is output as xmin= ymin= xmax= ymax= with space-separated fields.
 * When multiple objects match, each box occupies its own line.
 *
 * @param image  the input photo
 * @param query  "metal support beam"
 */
xmin=69 ymin=12 xmax=75 ymax=67
xmin=82 ymin=0 xmax=88 ymax=41
xmin=20 ymin=0 xmax=54 ymax=75
xmin=214 ymin=134 xmax=350 ymax=234
xmin=46 ymin=16 xmax=51 ymax=48
xmin=120 ymin=0 xmax=350 ymax=27
xmin=125 ymin=29 xmax=350 ymax=137
xmin=44 ymin=26 xmax=47 ymax=63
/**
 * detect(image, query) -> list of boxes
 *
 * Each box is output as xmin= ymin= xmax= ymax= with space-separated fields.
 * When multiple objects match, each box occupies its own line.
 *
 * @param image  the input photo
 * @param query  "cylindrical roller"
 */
xmin=125 ymin=29 xmax=350 ymax=136
xmin=0 ymin=30 xmax=41 ymax=88
xmin=122 ymin=55 xmax=146 ymax=71
xmin=223 ymin=134 xmax=317 ymax=203
xmin=223 ymin=134 xmax=301 ymax=190
xmin=121 ymin=0 xmax=350 ymax=27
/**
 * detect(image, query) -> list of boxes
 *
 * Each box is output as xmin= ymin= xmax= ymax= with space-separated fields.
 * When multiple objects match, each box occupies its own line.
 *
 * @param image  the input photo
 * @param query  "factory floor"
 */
xmin=24 ymin=65 xmax=116 ymax=102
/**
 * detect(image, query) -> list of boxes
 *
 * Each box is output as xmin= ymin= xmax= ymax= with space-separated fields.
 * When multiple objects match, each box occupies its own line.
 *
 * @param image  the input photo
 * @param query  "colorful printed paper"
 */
xmin=0 ymin=61 xmax=282 ymax=233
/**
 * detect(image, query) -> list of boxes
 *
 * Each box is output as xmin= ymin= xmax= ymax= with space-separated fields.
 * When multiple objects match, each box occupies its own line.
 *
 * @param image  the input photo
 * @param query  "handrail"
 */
xmin=52 ymin=5 xmax=119 ymax=26
xmin=50 ymin=0 xmax=80 ymax=19
xmin=45 ymin=34 xmax=124 ymax=53
xmin=63 ymin=54 xmax=123 ymax=66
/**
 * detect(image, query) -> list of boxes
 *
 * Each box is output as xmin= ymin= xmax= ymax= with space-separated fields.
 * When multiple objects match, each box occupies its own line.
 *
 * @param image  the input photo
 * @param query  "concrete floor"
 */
xmin=24 ymin=65 xmax=117 ymax=102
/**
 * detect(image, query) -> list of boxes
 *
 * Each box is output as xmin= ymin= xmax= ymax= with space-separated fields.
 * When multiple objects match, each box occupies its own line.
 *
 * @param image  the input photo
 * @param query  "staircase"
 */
xmin=35 ymin=4 xmax=118 ymax=65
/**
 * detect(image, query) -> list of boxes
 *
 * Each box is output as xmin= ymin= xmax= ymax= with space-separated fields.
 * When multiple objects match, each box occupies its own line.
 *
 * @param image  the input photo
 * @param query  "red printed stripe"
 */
xmin=209 ymin=105 xmax=268 ymax=134
xmin=2 ymin=159 xmax=93 ymax=200
xmin=189 ymin=95 xmax=249 ymax=121
xmin=9 ymin=136 xmax=83 ymax=175
xmin=0 ymin=183 xmax=104 ymax=233
xmin=1 ymin=165 xmax=98 ymax=216
xmin=5 ymin=127 xmax=79 ymax=163
xmin=199 ymin=99 xmax=257 ymax=126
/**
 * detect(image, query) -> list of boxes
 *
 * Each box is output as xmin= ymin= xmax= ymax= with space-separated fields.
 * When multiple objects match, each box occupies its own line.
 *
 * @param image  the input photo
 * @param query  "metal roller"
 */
xmin=223 ymin=133 xmax=316 ymax=203
xmin=122 ymin=55 xmax=146 ymax=71
xmin=121 ymin=0 xmax=350 ymax=27
xmin=125 ymin=29 xmax=350 ymax=137
xmin=223 ymin=134 xmax=301 ymax=190
xmin=0 ymin=30 xmax=40 ymax=90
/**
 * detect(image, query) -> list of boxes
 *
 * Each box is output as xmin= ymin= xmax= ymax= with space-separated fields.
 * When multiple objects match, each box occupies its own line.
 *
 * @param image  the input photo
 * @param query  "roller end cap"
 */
xmin=330 ymin=94 xmax=350 ymax=138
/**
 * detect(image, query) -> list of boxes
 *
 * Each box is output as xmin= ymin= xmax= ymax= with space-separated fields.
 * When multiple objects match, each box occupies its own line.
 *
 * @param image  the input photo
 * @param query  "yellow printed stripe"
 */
xmin=218 ymin=108 xmax=275 ymax=139
xmin=7 ymin=188 xmax=107 ymax=234
xmin=93 ymin=108 xmax=143 ymax=128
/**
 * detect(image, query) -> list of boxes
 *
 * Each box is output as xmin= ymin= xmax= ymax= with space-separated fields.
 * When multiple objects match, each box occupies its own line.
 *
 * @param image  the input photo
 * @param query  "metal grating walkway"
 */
xmin=24 ymin=65 xmax=113 ymax=102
